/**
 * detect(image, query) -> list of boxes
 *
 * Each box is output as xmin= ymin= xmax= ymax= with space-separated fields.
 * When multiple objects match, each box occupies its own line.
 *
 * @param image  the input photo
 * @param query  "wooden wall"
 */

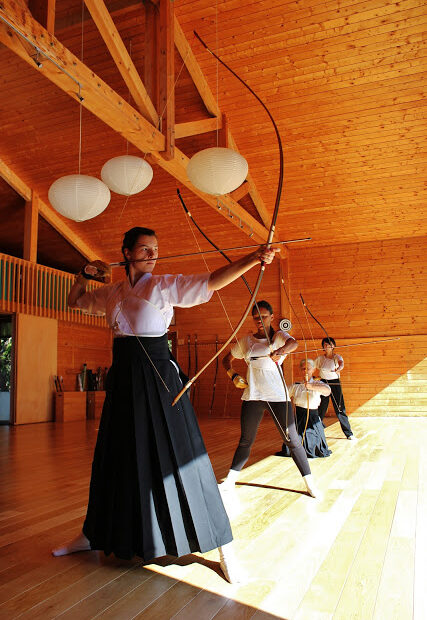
xmin=173 ymin=236 xmax=426 ymax=419
xmin=287 ymin=236 xmax=426 ymax=417
xmin=57 ymin=321 xmax=112 ymax=392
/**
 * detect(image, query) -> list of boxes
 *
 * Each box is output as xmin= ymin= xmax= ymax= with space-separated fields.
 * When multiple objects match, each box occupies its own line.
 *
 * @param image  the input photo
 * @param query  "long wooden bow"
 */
xmin=172 ymin=32 xmax=285 ymax=407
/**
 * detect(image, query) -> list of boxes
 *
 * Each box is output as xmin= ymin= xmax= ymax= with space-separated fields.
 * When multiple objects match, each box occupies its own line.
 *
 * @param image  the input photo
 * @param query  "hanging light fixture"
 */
xmin=48 ymin=3 xmax=111 ymax=222
xmin=186 ymin=147 xmax=248 ymax=196
xmin=101 ymin=155 xmax=153 ymax=196
xmin=48 ymin=175 xmax=111 ymax=222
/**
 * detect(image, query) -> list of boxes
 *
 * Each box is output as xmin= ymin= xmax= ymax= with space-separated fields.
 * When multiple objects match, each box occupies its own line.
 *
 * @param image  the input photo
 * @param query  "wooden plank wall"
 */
xmin=173 ymin=236 xmax=426 ymax=418
xmin=57 ymin=321 xmax=112 ymax=392
xmin=287 ymin=236 xmax=426 ymax=416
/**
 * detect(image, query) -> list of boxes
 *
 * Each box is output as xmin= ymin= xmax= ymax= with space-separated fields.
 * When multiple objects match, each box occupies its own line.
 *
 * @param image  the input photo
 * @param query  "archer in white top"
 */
xmin=230 ymin=330 xmax=291 ymax=402
xmin=220 ymin=301 xmax=321 ymax=499
xmin=290 ymin=377 xmax=331 ymax=409
xmin=314 ymin=352 xmax=344 ymax=380
xmin=313 ymin=337 xmax=355 ymax=440
xmin=76 ymin=272 xmax=213 ymax=337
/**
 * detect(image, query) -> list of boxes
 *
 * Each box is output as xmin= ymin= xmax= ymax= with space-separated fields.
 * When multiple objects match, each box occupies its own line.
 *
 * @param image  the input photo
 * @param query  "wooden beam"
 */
xmin=84 ymin=0 xmax=159 ymax=126
xmin=148 ymin=148 xmax=269 ymax=242
xmin=28 ymin=0 xmax=56 ymax=34
xmin=23 ymin=191 xmax=39 ymax=263
xmin=174 ymin=15 xmax=220 ymax=119
xmin=0 ymin=159 xmax=104 ymax=262
xmin=230 ymin=180 xmax=250 ymax=203
xmin=228 ymin=133 xmax=272 ymax=230
xmin=158 ymin=0 xmax=174 ymax=159
xmin=144 ymin=0 xmax=158 ymax=114
xmin=0 ymin=158 xmax=31 ymax=201
xmin=0 ymin=1 xmax=165 ymax=154
xmin=0 ymin=2 xmax=269 ymax=242
xmin=175 ymin=117 xmax=220 ymax=139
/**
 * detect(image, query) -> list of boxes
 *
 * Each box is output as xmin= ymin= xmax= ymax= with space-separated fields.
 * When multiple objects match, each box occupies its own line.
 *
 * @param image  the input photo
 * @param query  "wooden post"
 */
xmin=28 ymin=0 xmax=56 ymax=35
xmin=158 ymin=0 xmax=174 ymax=159
xmin=144 ymin=0 xmax=159 ymax=115
xmin=23 ymin=191 xmax=38 ymax=263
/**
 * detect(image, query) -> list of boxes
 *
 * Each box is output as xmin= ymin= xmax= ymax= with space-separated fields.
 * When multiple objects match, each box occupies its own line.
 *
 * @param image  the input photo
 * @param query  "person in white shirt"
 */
xmin=315 ymin=337 xmax=356 ymax=440
xmin=221 ymin=301 xmax=320 ymax=498
xmin=52 ymin=226 xmax=278 ymax=583
xmin=277 ymin=359 xmax=332 ymax=458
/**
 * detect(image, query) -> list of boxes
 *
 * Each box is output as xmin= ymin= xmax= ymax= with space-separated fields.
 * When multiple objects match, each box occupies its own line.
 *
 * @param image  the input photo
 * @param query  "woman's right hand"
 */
xmin=82 ymin=260 xmax=111 ymax=283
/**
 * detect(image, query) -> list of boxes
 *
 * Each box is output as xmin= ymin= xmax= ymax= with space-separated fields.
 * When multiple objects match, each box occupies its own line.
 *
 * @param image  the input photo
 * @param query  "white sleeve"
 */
xmin=272 ymin=330 xmax=291 ymax=349
xmin=163 ymin=274 xmax=213 ymax=307
xmin=74 ymin=285 xmax=110 ymax=315
xmin=230 ymin=337 xmax=247 ymax=360
xmin=314 ymin=356 xmax=322 ymax=369
xmin=289 ymin=383 xmax=296 ymax=399
xmin=335 ymin=354 xmax=344 ymax=367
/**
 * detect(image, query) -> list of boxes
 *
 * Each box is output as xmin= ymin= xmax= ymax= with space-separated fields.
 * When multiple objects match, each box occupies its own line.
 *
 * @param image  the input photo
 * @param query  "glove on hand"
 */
xmin=227 ymin=368 xmax=248 ymax=389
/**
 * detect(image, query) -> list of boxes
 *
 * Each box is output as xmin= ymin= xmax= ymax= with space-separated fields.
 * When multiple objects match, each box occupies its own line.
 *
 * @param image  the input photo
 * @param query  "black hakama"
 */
xmin=83 ymin=335 xmax=232 ymax=561
xmin=295 ymin=406 xmax=332 ymax=458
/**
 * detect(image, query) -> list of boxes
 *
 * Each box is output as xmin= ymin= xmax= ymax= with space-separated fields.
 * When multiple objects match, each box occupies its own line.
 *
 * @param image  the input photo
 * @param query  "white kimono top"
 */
xmin=314 ymin=354 xmax=344 ymax=380
xmin=231 ymin=331 xmax=292 ymax=402
xmin=290 ymin=378 xmax=331 ymax=409
xmin=76 ymin=273 xmax=213 ymax=337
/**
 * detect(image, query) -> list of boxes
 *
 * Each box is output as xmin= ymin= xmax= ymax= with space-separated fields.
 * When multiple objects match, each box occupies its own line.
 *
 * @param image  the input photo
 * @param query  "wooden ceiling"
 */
xmin=0 ymin=0 xmax=425 ymax=273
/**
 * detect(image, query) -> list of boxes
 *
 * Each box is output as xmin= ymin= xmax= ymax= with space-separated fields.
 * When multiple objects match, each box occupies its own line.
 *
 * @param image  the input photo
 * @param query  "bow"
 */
xmin=172 ymin=32 xmax=285 ymax=406
xmin=176 ymin=189 xmax=291 ymax=439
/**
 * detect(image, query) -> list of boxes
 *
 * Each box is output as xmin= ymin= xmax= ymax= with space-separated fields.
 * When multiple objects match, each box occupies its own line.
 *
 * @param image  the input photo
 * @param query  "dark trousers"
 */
xmin=318 ymin=379 xmax=353 ymax=438
xmin=230 ymin=400 xmax=311 ymax=476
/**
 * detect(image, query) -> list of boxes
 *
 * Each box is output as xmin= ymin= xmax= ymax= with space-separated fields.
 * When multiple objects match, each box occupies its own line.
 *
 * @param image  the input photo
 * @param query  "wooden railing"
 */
xmin=0 ymin=253 xmax=107 ymax=326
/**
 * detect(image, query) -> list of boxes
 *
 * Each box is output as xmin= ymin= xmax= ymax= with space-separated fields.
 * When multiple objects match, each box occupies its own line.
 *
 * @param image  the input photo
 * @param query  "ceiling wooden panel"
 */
xmin=0 ymin=0 xmax=425 ymax=270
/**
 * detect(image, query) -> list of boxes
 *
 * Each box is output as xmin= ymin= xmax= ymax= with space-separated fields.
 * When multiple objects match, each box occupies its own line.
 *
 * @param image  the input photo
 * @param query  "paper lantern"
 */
xmin=186 ymin=147 xmax=248 ymax=195
xmin=48 ymin=175 xmax=111 ymax=222
xmin=101 ymin=155 xmax=153 ymax=195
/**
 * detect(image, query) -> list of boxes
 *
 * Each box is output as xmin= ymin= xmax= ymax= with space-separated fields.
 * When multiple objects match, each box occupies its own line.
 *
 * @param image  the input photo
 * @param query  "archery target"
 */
xmin=279 ymin=318 xmax=292 ymax=331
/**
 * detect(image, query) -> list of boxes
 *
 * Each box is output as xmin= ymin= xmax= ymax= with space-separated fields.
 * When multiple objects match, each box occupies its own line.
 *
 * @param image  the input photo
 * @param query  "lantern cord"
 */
xmin=78 ymin=0 xmax=84 ymax=175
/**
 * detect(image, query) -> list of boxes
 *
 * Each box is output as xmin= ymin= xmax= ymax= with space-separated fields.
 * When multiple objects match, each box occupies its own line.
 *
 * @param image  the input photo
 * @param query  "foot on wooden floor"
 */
xmin=219 ymin=543 xmax=246 ymax=583
xmin=52 ymin=532 xmax=91 ymax=556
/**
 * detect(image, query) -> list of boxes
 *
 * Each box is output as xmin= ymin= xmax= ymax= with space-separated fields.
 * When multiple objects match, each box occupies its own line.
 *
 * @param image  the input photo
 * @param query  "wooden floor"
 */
xmin=0 ymin=416 xmax=426 ymax=620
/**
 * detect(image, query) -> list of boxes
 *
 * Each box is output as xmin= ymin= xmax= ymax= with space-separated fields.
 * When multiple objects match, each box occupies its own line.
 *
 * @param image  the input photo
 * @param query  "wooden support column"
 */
xmin=28 ymin=0 xmax=56 ymax=34
xmin=144 ymin=0 xmax=158 ymax=115
xmin=23 ymin=191 xmax=39 ymax=263
xmin=158 ymin=0 xmax=174 ymax=159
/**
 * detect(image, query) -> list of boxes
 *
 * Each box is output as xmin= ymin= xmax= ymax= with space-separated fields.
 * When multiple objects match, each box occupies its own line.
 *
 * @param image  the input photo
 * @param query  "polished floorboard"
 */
xmin=0 ymin=416 xmax=426 ymax=619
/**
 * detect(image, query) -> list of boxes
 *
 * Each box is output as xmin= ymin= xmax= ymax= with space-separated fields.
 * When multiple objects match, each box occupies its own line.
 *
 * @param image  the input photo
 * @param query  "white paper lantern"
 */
xmin=186 ymin=147 xmax=248 ymax=195
xmin=48 ymin=175 xmax=111 ymax=222
xmin=101 ymin=155 xmax=153 ymax=195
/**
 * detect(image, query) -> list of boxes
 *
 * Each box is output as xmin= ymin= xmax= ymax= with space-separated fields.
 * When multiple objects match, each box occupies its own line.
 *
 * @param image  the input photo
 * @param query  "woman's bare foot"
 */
xmin=52 ymin=532 xmax=91 ymax=557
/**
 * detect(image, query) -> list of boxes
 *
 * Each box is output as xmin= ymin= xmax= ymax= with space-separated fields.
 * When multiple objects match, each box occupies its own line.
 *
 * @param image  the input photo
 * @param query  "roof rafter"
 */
xmin=0 ymin=159 xmax=105 ymax=262
xmin=0 ymin=0 xmax=270 ymax=242
xmin=83 ymin=0 xmax=159 ymax=126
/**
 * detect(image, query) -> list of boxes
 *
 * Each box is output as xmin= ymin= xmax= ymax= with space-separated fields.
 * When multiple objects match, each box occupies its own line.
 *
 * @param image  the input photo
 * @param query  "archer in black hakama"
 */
xmin=83 ymin=335 xmax=232 ymax=561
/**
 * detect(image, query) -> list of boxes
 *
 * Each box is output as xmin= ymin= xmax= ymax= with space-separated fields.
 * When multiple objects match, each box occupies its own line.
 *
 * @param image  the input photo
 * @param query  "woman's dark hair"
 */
xmin=252 ymin=300 xmax=275 ymax=338
xmin=251 ymin=300 xmax=273 ymax=315
xmin=122 ymin=227 xmax=156 ymax=274
xmin=322 ymin=337 xmax=336 ymax=347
